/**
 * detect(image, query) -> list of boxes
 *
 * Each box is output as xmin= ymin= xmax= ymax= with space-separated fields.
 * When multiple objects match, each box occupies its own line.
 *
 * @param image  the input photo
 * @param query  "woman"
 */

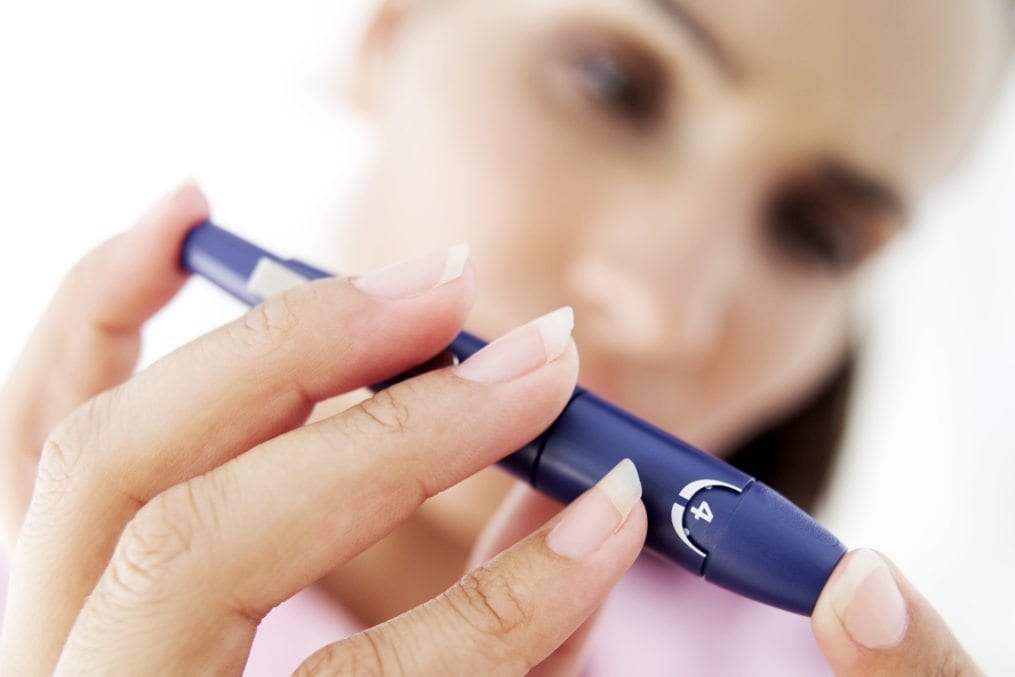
xmin=0 ymin=0 xmax=1008 ymax=674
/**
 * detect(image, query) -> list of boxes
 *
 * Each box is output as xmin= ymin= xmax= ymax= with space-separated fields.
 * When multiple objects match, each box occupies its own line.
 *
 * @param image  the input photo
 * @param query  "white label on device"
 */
xmin=246 ymin=258 xmax=310 ymax=300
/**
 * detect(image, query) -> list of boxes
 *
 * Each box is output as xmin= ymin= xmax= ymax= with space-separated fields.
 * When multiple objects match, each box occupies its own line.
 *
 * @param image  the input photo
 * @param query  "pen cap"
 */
xmin=698 ymin=481 xmax=846 ymax=614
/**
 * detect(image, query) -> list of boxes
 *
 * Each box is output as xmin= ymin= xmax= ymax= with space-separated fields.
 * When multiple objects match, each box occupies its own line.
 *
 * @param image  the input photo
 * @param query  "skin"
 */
xmin=0 ymin=0 xmax=1005 ymax=673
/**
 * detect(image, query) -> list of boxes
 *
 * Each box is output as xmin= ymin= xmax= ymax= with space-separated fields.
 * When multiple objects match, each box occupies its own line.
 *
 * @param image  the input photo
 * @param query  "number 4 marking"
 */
xmin=689 ymin=500 xmax=714 ymax=523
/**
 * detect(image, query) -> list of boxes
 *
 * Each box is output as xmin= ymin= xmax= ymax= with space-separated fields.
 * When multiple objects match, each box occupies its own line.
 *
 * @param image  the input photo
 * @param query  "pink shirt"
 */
xmin=1 ymin=553 xmax=829 ymax=675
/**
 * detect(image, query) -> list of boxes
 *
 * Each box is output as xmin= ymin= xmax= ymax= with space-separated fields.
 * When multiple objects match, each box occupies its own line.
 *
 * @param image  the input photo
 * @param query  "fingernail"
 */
xmin=829 ymin=549 xmax=908 ymax=650
xmin=547 ymin=459 xmax=642 ymax=559
xmin=134 ymin=179 xmax=204 ymax=233
xmin=453 ymin=307 xmax=574 ymax=384
xmin=353 ymin=245 xmax=470 ymax=299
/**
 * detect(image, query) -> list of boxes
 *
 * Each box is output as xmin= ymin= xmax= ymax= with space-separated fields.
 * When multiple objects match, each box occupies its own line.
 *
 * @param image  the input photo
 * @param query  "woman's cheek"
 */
xmin=733 ymin=280 xmax=851 ymax=437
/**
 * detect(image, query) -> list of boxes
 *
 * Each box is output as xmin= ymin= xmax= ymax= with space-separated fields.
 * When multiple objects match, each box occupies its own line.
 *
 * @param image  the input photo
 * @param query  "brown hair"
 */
xmin=725 ymin=353 xmax=854 ymax=514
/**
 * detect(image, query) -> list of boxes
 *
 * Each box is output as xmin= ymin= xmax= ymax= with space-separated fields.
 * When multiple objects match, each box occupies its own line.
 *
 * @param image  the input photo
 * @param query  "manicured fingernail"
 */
xmin=353 ymin=245 xmax=470 ymax=299
xmin=547 ymin=459 xmax=641 ymax=559
xmin=829 ymin=549 xmax=908 ymax=650
xmin=453 ymin=307 xmax=574 ymax=384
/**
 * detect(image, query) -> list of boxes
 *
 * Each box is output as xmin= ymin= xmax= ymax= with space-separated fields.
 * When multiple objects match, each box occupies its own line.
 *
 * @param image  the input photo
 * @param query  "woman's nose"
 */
xmin=563 ymin=108 xmax=769 ymax=370
xmin=563 ymin=219 xmax=746 ymax=370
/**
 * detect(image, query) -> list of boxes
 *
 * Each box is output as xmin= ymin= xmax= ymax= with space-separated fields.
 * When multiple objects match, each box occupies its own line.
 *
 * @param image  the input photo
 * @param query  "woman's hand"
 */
xmin=0 ymin=186 xmax=647 ymax=675
xmin=811 ymin=548 xmax=982 ymax=675
xmin=0 ymin=183 xmax=209 ymax=548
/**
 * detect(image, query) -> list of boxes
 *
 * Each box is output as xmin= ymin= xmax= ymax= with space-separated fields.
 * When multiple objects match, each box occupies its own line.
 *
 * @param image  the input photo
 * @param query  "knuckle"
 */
xmin=19 ymin=437 xmax=78 ymax=535
xmin=33 ymin=396 xmax=106 ymax=504
xmin=107 ymin=480 xmax=216 ymax=601
xmin=35 ymin=434 xmax=81 ymax=502
xmin=298 ymin=568 xmax=536 ymax=677
xmin=349 ymin=387 xmax=415 ymax=439
xmin=445 ymin=566 xmax=534 ymax=646
xmin=295 ymin=632 xmax=390 ymax=677
xmin=22 ymin=392 xmax=122 ymax=539
xmin=227 ymin=290 xmax=302 ymax=357
xmin=934 ymin=644 xmax=965 ymax=677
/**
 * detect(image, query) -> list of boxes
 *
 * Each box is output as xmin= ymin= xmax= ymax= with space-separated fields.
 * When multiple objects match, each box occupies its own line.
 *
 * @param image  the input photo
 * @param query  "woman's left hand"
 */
xmin=811 ymin=548 xmax=982 ymax=675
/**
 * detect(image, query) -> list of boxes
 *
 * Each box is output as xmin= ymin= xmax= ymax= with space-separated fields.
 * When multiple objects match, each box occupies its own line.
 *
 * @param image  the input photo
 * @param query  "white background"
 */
xmin=1 ymin=0 xmax=1012 ymax=670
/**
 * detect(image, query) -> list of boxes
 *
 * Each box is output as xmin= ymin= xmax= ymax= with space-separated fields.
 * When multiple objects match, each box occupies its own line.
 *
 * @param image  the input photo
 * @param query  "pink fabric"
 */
xmin=0 ymin=552 xmax=829 ymax=675
xmin=582 ymin=554 xmax=829 ymax=676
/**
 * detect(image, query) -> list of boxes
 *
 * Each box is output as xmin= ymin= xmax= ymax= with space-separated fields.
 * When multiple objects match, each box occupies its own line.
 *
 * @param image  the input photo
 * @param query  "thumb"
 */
xmin=812 ymin=549 xmax=982 ymax=676
xmin=468 ymin=482 xmax=604 ymax=676
xmin=296 ymin=460 xmax=647 ymax=676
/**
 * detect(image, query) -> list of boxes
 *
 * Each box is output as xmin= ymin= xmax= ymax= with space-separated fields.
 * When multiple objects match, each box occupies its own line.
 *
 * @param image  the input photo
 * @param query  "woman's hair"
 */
xmin=725 ymin=353 xmax=854 ymax=514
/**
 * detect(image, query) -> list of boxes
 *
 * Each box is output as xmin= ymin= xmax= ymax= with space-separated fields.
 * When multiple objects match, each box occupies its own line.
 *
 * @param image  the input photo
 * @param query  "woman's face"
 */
xmin=342 ymin=0 xmax=1004 ymax=453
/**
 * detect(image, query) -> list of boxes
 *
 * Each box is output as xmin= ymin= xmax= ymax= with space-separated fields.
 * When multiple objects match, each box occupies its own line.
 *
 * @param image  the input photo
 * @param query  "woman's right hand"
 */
xmin=0 ymin=185 xmax=647 ymax=675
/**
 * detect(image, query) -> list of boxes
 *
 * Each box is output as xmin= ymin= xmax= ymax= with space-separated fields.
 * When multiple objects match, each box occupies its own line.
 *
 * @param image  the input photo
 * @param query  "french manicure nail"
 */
xmin=453 ymin=306 xmax=574 ymax=384
xmin=353 ymin=245 xmax=470 ymax=299
xmin=829 ymin=549 xmax=908 ymax=650
xmin=547 ymin=459 xmax=642 ymax=559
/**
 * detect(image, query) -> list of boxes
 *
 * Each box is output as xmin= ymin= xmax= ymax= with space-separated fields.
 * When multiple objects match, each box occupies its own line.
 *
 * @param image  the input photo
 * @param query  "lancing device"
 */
xmin=182 ymin=222 xmax=847 ymax=616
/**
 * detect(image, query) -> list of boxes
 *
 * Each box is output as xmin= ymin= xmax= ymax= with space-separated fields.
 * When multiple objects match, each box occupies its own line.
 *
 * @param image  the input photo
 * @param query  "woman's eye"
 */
xmin=566 ymin=40 xmax=668 ymax=130
xmin=765 ymin=188 xmax=861 ymax=273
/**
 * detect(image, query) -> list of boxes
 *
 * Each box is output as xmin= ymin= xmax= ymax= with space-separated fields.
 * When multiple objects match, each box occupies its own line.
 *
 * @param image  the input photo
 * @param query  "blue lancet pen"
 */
xmin=181 ymin=222 xmax=847 ymax=616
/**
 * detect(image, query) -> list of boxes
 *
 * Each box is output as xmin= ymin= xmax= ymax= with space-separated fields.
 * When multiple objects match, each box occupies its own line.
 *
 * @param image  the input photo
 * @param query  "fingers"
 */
xmin=1 ymin=248 xmax=476 ymax=675
xmin=296 ymin=460 xmax=647 ymax=677
xmin=55 ymin=309 xmax=578 ymax=672
xmin=469 ymin=483 xmax=604 ymax=676
xmin=0 ymin=182 xmax=208 ymax=548
xmin=812 ymin=549 xmax=982 ymax=676
xmin=30 ymin=303 xmax=573 ymax=675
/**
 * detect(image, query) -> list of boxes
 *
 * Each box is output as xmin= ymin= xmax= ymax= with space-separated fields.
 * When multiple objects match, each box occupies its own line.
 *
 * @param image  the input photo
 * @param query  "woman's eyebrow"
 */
xmin=645 ymin=0 xmax=741 ymax=80
xmin=643 ymin=1 xmax=907 ymax=219
xmin=822 ymin=160 xmax=907 ymax=217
